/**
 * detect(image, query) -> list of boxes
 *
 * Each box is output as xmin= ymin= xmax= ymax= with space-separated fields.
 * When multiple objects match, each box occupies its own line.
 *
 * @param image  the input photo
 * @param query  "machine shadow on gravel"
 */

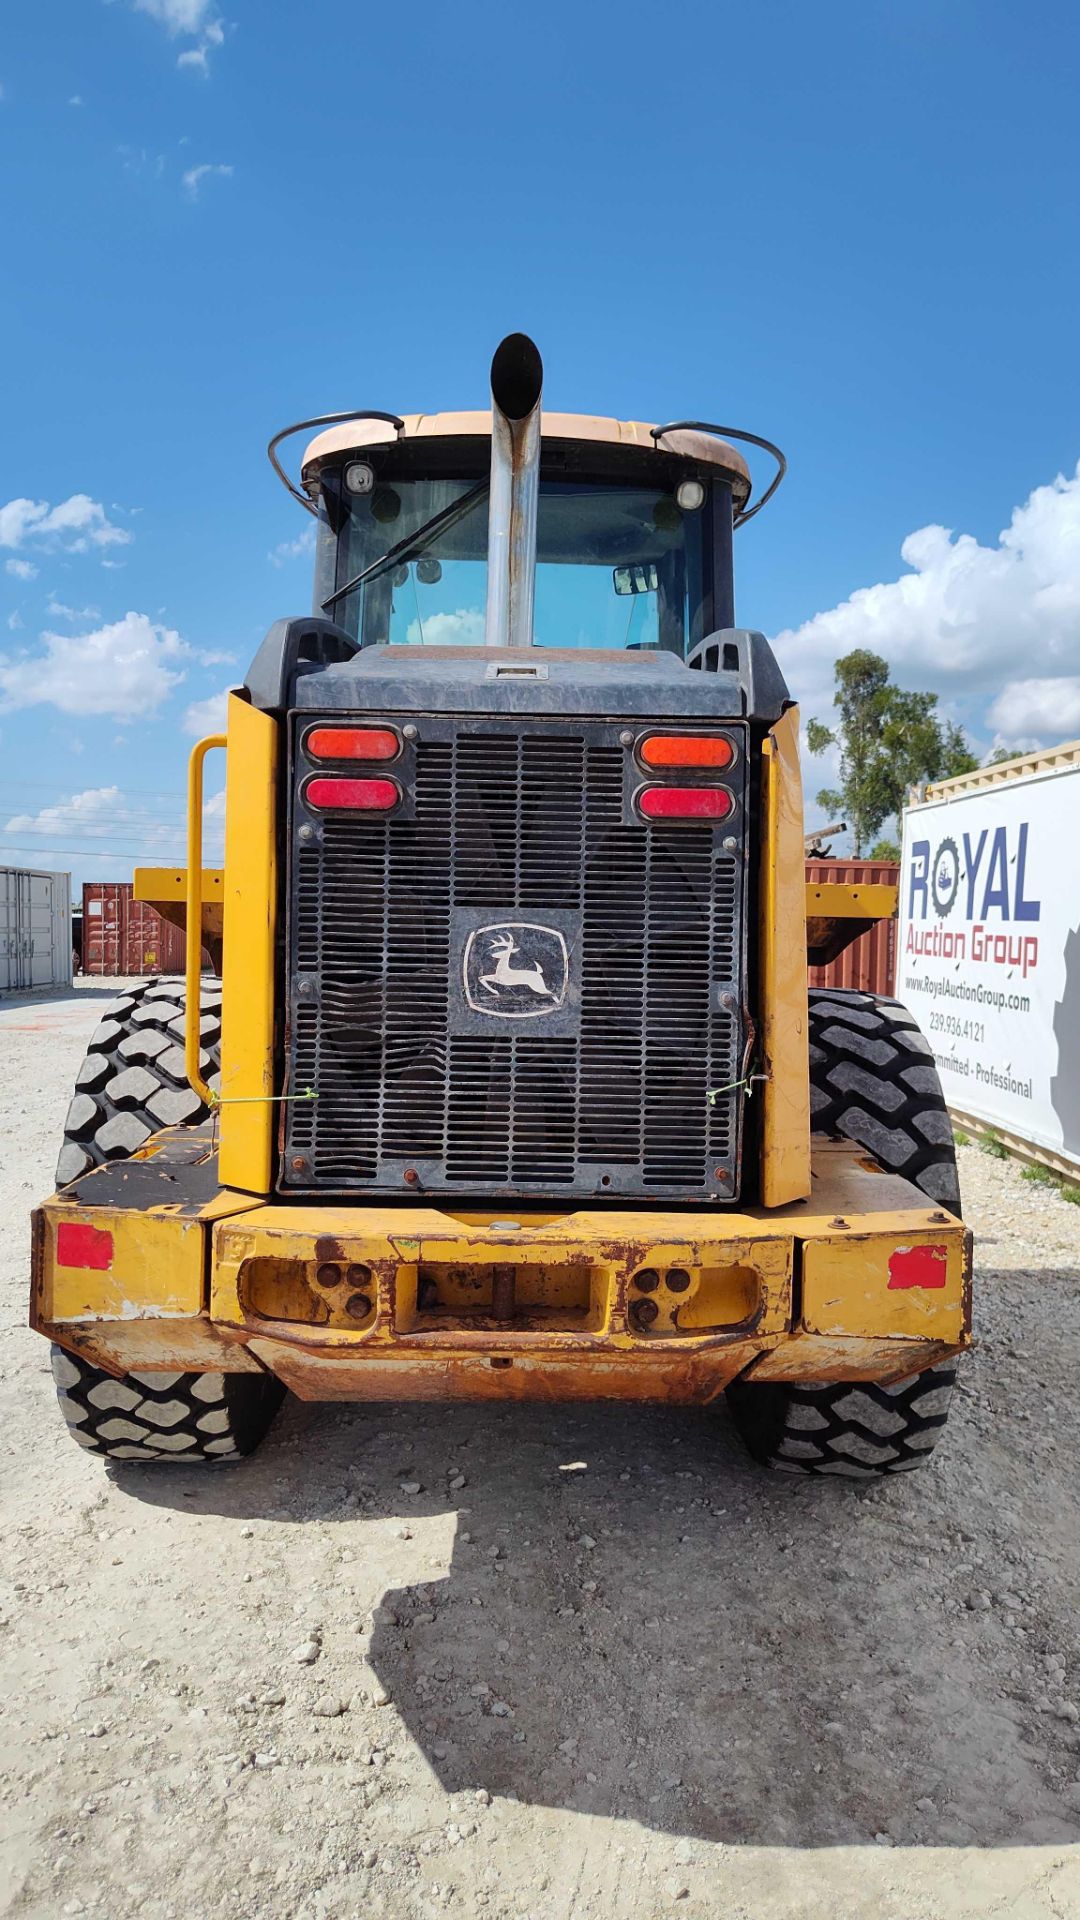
xmin=115 ymin=1387 xmax=1073 ymax=1851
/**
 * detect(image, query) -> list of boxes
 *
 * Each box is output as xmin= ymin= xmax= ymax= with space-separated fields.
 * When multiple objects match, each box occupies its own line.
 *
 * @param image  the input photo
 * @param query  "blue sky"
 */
xmin=2 ymin=0 xmax=1078 ymax=882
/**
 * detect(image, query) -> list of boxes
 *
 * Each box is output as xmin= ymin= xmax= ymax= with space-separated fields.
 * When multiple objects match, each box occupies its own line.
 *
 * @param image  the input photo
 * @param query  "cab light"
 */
xmin=307 ymin=726 xmax=399 ymax=762
xmin=640 ymin=734 xmax=735 ymax=770
xmin=639 ymin=786 xmax=734 ymax=821
xmin=306 ymin=777 xmax=400 ymax=811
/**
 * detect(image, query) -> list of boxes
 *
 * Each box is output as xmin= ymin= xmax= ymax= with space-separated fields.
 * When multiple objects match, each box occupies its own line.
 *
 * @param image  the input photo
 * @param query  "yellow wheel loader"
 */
xmin=32 ymin=335 xmax=970 ymax=1474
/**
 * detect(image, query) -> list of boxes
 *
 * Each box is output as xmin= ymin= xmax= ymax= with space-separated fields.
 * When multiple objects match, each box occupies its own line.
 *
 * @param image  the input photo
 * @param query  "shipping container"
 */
xmin=82 ymin=882 xmax=210 ymax=977
xmin=0 ymin=866 xmax=72 ymax=993
xmin=806 ymin=858 xmax=899 ymax=998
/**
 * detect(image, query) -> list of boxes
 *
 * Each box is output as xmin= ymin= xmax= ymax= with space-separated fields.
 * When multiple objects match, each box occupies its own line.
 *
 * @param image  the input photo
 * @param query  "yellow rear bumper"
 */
xmin=33 ymin=1136 xmax=970 ymax=1403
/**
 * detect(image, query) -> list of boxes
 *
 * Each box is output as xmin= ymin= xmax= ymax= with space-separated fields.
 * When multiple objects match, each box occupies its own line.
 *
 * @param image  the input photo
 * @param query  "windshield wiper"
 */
xmin=321 ymin=479 xmax=489 ymax=614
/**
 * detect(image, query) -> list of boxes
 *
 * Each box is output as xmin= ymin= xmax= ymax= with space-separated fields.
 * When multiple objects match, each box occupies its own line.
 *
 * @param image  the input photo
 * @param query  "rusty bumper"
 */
xmin=32 ymin=1131 xmax=970 ymax=1404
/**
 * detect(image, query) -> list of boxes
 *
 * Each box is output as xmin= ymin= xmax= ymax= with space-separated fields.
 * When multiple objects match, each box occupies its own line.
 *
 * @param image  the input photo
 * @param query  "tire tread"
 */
xmin=51 ymin=1346 xmax=283 ymax=1462
xmin=55 ymin=977 xmax=221 ymax=1187
xmin=725 ymin=990 xmax=962 ymax=1478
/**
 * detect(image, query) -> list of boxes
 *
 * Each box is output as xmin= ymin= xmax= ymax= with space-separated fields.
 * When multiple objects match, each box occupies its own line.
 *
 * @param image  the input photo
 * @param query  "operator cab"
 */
xmin=298 ymin=410 xmax=754 ymax=660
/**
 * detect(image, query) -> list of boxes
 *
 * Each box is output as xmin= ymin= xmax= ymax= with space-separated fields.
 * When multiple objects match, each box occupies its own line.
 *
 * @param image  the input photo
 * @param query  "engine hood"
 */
xmin=243 ymin=619 xmax=790 ymax=724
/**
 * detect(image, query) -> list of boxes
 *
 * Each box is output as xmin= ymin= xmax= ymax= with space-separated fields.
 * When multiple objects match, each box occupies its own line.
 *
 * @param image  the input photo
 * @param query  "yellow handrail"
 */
xmin=186 ymin=732 xmax=227 ymax=1104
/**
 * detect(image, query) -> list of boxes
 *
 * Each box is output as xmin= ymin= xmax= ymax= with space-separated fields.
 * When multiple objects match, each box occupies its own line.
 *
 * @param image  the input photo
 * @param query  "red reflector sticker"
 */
xmin=638 ymin=785 xmax=734 ymax=821
xmin=887 ymin=1243 xmax=948 ymax=1290
xmin=56 ymin=1222 xmax=114 ymax=1271
xmin=306 ymin=726 xmax=399 ymax=762
xmin=305 ymin=777 xmax=400 ymax=811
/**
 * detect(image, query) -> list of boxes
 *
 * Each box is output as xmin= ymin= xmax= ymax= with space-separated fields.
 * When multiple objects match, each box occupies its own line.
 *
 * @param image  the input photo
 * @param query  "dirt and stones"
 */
xmin=1 ymin=982 xmax=1079 ymax=1918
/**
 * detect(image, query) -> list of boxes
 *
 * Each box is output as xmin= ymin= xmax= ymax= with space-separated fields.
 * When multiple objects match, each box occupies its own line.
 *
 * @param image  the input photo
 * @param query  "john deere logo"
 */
xmin=463 ymin=923 xmax=570 ymax=1019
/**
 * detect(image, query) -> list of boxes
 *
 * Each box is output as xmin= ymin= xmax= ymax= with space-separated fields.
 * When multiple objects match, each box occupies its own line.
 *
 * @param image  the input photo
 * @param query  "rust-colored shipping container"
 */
xmin=806 ymin=859 xmax=899 ymax=997
xmin=82 ymin=882 xmax=209 ymax=977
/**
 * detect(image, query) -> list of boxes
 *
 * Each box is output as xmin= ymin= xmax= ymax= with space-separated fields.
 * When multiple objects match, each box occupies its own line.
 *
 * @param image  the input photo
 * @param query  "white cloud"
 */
xmin=7 ymin=611 xmax=23 ymax=631
xmin=5 ymin=558 xmax=37 ymax=581
xmin=5 ymin=785 xmax=178 ymax=852
xmin=118 ymin=145 xmax=166 ymax=181
xmin=47 ymin=599 xmax=101 ymax=622
xmin=0 ymin=493 xmax=131 ymax=554
xmin=269 ymin=526 xmax=316 ymax=567
xmin=405 ymin=607 xmax=486 ymax=647
xmin=130 ymin=0 xmax=226 ymax=71
xmin=774 ymin=462 xmax=1080 ymax=738
xmin=987 ymin=676 xmax=1080 ymax=743
xmin=3 ymin=782 xmax=225 ymax=888
xmin=0 ymin=612 xmax=188 ymax=720
xmin=183 ymin=686 xmax=232 ymax=736
xmin=69 ymin=95 xmax=83 ymax=107
xmin=177 ymin=19 xmax=224 ymax=72
xmin=134 ymin=0 xmax=214 ymax=26
xmin=182 ymin=161 xmax=233 ymax=199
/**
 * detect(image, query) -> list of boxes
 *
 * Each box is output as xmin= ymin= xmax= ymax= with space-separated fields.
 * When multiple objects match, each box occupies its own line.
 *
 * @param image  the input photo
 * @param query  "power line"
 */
xmin=0 ymin=801 xmax=219 ymax=821
xmin=0 ymin=779 xmax=191 ymax=800
xmin=0 ymin=826 xmax=189 ymax=846
xmin=2 ymin=821 xmax=189 ymax=837
xmin=0 ymin=804 xmax=185 ymax=821
xmin=0 ymin=840 xmax=222 ymax=859
xmin=0 ymin=826 xmax=219 ymax=849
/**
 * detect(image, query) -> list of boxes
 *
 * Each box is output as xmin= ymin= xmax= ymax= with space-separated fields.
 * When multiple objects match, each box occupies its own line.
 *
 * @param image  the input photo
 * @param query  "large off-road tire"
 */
xmin=50 ymin=1347 xmax=284 ymax=1462
xmin=725 ymin=989 xmax=963 ymax=1477
xmin=56 ymin=977 xmax=221 ymax=1187
xmin=50 ymin=978 xmax=283 ymax=1464
xmin=726 ymin=1359 xmax=958 ymax=1476
xmin=804 ymin=987 xmax=962 ymax=1211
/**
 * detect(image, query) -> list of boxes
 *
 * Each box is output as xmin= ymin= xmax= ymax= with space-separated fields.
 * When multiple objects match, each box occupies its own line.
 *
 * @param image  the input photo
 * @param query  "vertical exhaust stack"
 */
xmin=484 ymin=332 xmax=543 ymax=649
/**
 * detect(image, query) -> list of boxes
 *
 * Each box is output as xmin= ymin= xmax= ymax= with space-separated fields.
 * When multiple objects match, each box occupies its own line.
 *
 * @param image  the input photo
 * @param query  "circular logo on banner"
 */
xmin=931 ymin=836 xmax=961 ymax=917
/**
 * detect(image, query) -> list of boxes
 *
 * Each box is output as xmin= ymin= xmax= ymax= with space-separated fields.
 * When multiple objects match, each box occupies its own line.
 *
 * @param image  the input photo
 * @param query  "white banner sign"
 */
xmin=899 ymin=763 xmax=1080 ymax=1168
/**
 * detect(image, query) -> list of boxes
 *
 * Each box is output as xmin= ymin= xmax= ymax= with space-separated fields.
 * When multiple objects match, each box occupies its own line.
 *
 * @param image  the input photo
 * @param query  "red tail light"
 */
xmin=639 ymin=734 xmax=735 ymax=769
xmin=305 ymin=777 xmax=400 ymax=811
xmin=638 ymin=786 xmax=734 ymax=821
xmin=306 ymin=726 xmax=399 ymax=762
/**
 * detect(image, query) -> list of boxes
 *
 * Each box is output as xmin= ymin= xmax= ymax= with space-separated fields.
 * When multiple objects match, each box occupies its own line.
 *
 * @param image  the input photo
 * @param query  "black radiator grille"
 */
xmin=284 ymin=716 xmax=748 ymax=1199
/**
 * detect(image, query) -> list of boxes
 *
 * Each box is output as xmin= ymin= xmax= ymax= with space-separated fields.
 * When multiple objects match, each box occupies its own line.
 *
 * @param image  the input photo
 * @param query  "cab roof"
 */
xmin=301 ymin=411 xmax=753 ymax=509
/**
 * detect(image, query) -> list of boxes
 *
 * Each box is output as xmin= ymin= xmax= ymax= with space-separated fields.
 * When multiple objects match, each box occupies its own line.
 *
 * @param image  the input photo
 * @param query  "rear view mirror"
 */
xmin=613 ymin=563 xmax=658 ymax=596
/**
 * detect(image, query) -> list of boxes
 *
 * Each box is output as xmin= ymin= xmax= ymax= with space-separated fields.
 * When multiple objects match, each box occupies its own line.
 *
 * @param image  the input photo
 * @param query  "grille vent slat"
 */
xmin=285 ymin=718 xmax=746 ymax=1196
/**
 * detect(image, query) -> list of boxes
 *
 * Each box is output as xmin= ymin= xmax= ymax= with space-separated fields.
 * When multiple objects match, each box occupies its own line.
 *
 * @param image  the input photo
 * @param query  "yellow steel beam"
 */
xmin=218 ymin=693 xmax=279 ymax=1194
xmin=134 ymin=866 xmax=224 ymax=904
xmin=805 ymin=879 xmax=898 ymax=921
xmin=760 ymin=707 xmax=811 ymax=1206
xmin=133 ymin=866 xmax=224 ymax=943
xmin=185 ymin=734 xmax=227 ymax=1103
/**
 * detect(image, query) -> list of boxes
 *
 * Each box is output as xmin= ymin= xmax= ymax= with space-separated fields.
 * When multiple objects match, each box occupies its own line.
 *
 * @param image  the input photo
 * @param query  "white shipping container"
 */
xmin=899 ymin=741 xmax=1080 ymax=1172
xmin=0 ymin=866 xmax=73 ymax=993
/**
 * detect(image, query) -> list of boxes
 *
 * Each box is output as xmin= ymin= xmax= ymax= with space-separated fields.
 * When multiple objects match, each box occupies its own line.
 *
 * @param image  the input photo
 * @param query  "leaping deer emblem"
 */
xmin=479 ymin=930 xmax=556 ymax=999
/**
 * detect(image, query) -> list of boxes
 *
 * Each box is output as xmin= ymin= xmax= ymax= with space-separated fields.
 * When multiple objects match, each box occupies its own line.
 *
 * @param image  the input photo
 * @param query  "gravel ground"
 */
xmin=2 ymin=980 xmax=1080 ymax=1920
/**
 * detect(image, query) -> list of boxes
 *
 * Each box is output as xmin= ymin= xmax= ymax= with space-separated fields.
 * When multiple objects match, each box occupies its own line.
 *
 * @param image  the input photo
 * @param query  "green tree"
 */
xmin=807 ymin=649 xmax=977 ymax=855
